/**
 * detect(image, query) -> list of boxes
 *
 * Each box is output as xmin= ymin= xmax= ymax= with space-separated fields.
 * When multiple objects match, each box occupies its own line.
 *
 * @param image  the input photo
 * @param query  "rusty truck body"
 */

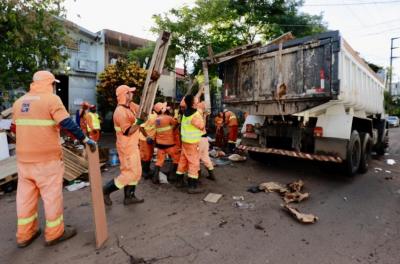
xmin=214 ymin=31 xmax=388 ymax=175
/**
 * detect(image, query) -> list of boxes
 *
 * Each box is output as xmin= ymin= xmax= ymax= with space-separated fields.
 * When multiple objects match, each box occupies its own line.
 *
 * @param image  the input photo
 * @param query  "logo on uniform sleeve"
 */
xmin=21 ymin=102 xmax=30 ymax=113
xmin=156 ymin=119 xmax=161 ymax=126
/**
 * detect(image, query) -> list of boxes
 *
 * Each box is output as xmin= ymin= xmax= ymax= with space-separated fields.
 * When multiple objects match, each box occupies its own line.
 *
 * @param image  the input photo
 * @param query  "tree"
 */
xmin=128 ymin=42 xmax=155 ymax=69
xmin=96 ymin=59 xmax=147 ymax=115
xmin=0 ymin=0 xmax=68 ymax=104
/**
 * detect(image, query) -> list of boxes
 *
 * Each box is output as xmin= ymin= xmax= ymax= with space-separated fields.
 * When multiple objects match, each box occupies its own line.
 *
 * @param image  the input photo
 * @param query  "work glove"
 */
xmin=146 ymin=137 xmax=154 ymax=145
xmin=135 ymin=118 xmax=145 ymax=126
xmin=83 ymin=137 xmax=97 ymax=152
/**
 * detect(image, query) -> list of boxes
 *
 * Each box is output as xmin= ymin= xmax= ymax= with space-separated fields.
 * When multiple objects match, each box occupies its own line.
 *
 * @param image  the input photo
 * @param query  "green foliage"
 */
xmin=97 ymin=59 xmax=147 ymax=115
xmin=0 ymin=0 xmax=68 ymax=103
xmin=128 ymin=42 xmax=155 ymax=68
xmin=384 ymin=90 xmax=400 ymax=116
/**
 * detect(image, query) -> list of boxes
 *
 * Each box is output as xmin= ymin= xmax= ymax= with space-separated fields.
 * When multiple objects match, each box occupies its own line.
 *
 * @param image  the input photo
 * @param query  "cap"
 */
xmin=116 ymin=85 xmax=136 ymax=97
xmin=33 ymin=70 xmax=60 ymax=83
xmin=153 ymin=102 xmax=167 ymax=113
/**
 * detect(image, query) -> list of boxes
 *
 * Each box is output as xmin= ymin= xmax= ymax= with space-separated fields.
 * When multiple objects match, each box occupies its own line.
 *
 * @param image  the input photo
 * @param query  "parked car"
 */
xmin=387 ymin=116 xmax=400 ymax=127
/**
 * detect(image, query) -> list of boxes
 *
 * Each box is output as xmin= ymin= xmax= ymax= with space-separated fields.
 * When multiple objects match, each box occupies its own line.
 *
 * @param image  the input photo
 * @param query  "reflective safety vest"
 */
xmin=87 ymin=112 xmax=100 ymax=132
xmin=181 ymin=111 xmax=203 ymax=143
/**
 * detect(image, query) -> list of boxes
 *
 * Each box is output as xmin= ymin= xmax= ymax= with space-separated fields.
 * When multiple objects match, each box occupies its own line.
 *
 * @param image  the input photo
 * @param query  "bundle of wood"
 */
xmin=63 ymin=146 xmax=89 ymax=181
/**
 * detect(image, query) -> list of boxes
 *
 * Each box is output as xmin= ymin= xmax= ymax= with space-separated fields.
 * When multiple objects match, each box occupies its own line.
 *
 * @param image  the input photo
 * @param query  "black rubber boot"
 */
xmin=206 ymin=169 xmax=216 ymax=181
xmin=45 ymin=226 xmax=77 ymax=246
xmin=123 ymin=185 xmax=144 ymax=205
xmin=142 ymin=161 xmax=151 ymax=180
xmin=187 ymin=178 xmax=205 ymax=194
xmin=168 ymin=164 xmax=178 ymax=183
xmin=152 ymin=166 xmax=160 ymax=184
xmin=103 ymin=180 xmax=119 ymax=206
xmin=175 ymin=173 xmax=185 ymax=188
xmin=17 ymin=228 xmax=41 ymax=248
xmin=228 ymin=143 xmax=236 ymax=153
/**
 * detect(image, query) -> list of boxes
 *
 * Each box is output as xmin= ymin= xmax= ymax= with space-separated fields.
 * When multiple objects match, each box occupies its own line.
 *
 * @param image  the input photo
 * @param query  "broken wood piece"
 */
xmin=202 ymin=61 xmax=211 ymax=112
xmin=86 ymin=145 xmax=108 ymax=249
xmin=288 ymin=180 xmax=304 ymax=192
xmin=259 ymin=182 xmax=287 ymax=193
xmin=283 ymin=191 xmax=310 ymax=204
xmin=283 ymin=204 xmax=318 ymax=224
xmin=0 ymin=156 xmax=17 ymax=182
xmin=1 ymin=107 xmax=12 ymax=119
xmin=203 ymin=193 xmax=223 ymax=203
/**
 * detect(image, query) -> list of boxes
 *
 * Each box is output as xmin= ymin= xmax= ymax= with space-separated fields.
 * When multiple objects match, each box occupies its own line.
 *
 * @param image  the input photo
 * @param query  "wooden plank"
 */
xmin=202 ymin=61 xmax=211 ymax=112
xmin=86 ymin=146 xmax=108 ymax=249
xmin=138 ymin=31 xmax=171 ymax=120
xmin=0 ymin=156 xmax=17 ymax=180
xmin=1 ymin=108 xmax=12 ymax=119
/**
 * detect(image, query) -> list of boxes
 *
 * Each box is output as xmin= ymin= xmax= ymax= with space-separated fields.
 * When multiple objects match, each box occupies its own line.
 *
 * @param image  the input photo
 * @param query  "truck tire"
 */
xmin=358 ymin=133 xmax=372 ymax=174
xmin=345 ymin=130 xmax=361 ymax=177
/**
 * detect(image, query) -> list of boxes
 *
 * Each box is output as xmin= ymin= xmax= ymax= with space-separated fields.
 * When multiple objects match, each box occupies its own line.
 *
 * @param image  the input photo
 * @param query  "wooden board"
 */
xmin=138 ymin=31 xmax=171 ymax=120
xmin=62 ymin=146 xmax=89 ymax=181
xmin=86 ymin=146 xmax=108 ymax=249
xmin=202 ymin=61 xmax=211 ymax=112
xmin=0 ymin=156 xmax=17 ymax=181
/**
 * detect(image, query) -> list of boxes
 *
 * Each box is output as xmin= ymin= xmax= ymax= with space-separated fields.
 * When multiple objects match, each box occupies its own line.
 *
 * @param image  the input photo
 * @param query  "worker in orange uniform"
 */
xmin=86 ymin=105 xmax=101 ymax=142
xmin=152 ymin=102 xmax=180 ymax=183
xmin=102 ymin=85 xmax=145 ymax=206
xmin=79 ymin=101 xmax=90 ymax=135
xmin=139 ymin=111 xmax=157 ymax=179
xmin=175 ymin=95 xmax=205 ymax=193
xmin=224 ymin=109 xmax=238 ymax=153
xmin=214 ymin=112 xmax=225 ymax=148
xmin=12 ymin=71 xmax=96 ymax=248
xmin=196 ymin=101 xmax=216 ymax=180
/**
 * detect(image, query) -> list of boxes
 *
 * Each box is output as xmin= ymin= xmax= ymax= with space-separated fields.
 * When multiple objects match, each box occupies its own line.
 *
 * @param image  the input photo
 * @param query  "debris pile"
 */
xmin=259 ymin=179 xmax=317 ymax=224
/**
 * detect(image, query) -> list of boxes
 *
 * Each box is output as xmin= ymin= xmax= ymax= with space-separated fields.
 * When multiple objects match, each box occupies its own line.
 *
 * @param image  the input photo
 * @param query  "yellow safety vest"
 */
xmin=181 ymin=111 xmax=202 ymax=143
xmin=87 ymin=112 xmax=101 ymax=132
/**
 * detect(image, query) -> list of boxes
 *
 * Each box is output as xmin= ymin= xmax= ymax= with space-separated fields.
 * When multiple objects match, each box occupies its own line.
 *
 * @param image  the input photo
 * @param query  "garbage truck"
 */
xmin=213 ymin=31 xmax=388 ymax=175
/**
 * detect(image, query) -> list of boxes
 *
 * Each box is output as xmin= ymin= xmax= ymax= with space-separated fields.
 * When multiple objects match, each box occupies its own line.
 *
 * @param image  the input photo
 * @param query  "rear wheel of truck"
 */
xmin=358 ymin=133 xmax=372 ymax=174
xmin=345 ymin=130 xmax=361 ymax=177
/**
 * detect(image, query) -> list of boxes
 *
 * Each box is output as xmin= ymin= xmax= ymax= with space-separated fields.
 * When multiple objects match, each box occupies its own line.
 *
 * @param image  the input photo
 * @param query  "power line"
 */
xmin=360 ymin=26 xmax=400 ymax=36
xmin=304 ymin=0 xmax=400 ymax=6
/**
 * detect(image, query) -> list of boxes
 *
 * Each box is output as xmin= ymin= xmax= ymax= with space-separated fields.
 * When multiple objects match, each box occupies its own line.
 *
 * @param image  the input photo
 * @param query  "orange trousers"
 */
xmin=199 ymin=137 xmax=213 ymax=170
xmin=16 ymin=160 xmax=64 ymax=243
xmin=177 ymin=142 xmax=200 ymax=179
xmin=139 ymin=140 xmax=154 ymax=162
xmin=89 ymin=130 xmax=100 ymax=142
xmin=156 ymin=145 xmax=180 ymax=167
xmin=228 ymin=125 xmax=238 ymax=143
xmin=114 ymin=145 xmax=142 ymax=188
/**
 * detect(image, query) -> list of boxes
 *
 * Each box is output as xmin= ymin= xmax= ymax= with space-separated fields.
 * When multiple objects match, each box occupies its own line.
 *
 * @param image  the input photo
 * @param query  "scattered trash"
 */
xmin=218 ymin=220 xmax=228 ymax=228
xmin=212 ymin=158 xmax=232 ymax=166
xmin=65 ymin=181 xmax=90 ymax=192
xmin=232 ymin=195 xmax=244 ymax=201
xmin=385 ymin=170 xmax=392 ymax=174
xmin=159 ymin=172 xmax=169 ymax=184
xmin=228 ymin=154 xmax=247 ymax=162
xmin=209 ymin=149 xmax=226 ymax=158
xmin=203 ymin=193 xmax=223 ymax=203
xmin=79 ymin=202 xmax=90 ymax=207
xmin=254 ymin=221 xmax=265 ymax=231
xmin=288 ymin=180 xmax=304 ymax=192
xmin=384 ymin=153 xmax=389 ymax=156
xmin=204 ymin=232 xmax=211 ymax=237
xmin=343 ymin=197 xmax=348 ymax=201
xmin=247 ymin=186 xmax=262 ymax=193
xmin=283 ymin=204 xmax=318 ymax=224
xmin=233 ymin=201 xmax=255 ymax=209
xmin=386 ymin=159 xmax=396 ymax=165
xmin=283 ymin=192 xmax=309 ymax=203
xmin=385 ymin=176 xmax=393 ymax=180
xmin=374 ymin=167 xmax=383 ymax=172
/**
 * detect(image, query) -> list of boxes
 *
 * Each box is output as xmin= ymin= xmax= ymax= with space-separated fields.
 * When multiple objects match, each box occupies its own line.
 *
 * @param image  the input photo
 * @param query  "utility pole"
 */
xmin=389 ymin=37 xmax=400 ymax=96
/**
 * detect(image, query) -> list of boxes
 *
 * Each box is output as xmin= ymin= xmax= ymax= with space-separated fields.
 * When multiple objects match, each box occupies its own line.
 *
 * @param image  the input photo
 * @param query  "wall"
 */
xmin=68 ymin=75 xmax=97 ymax=113
xmin=158 ymin=71 xmax=176 ymax=98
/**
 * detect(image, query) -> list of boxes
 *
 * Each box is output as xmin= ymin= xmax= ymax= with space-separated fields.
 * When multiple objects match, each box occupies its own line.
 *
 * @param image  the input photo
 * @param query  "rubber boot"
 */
xmin=187 ymin=178 xmax=205 ymax=194
xmin=228 ymin=143 xmax=236 ymax=153
xmin=142 ymin=161 xmax=151 ymax=180
xmin=103 ymin=180 xmax=119 ymax=206
xmin=45 ymin=226 xmax=77 ymax=246
xmin=175 ymin=173 xmax=185 ymax=188
xmin=152 ymin=166 xmax=160 ymax=184
xmin=168 ymin=164 xmax=178 ymax=183
xmin=206 ymin=169 xmax=216 ymax=181
xmin=17 ymin=229 xmax=41 ymax=248
xmin=123 ymin=185 xmax=144 ymax=205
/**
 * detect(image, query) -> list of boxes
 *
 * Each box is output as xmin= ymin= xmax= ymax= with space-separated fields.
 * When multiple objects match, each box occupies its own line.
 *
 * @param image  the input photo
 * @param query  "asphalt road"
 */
xmin=1 ymin=128 xmax=400 ymax=264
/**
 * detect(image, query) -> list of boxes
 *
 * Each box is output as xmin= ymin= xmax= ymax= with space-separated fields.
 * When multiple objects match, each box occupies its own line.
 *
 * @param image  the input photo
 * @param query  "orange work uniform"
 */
xmin=214 ymin=115 xmax=224 ymax=148
xmin=176 ymin=110 xmax=204 ymax=179
xmin=113 ymin=104 xmax=142 ymax=188
xmin=13 ymin=72 xmax=70 ymax=244
xmin=155 ymin=114 xmax=180 ymax=167
xmin=224 ymin=111 xmax=239 ymax=144
xmin=139 ymin=113 xmax=156 ymax=162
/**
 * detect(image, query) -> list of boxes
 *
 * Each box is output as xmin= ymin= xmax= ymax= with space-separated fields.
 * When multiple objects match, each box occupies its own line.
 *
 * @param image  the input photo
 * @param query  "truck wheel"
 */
xmin=345 ymin=130 xmax=361 ymax=176
xmin=358 ymin=133 xmax=372 ymax=174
